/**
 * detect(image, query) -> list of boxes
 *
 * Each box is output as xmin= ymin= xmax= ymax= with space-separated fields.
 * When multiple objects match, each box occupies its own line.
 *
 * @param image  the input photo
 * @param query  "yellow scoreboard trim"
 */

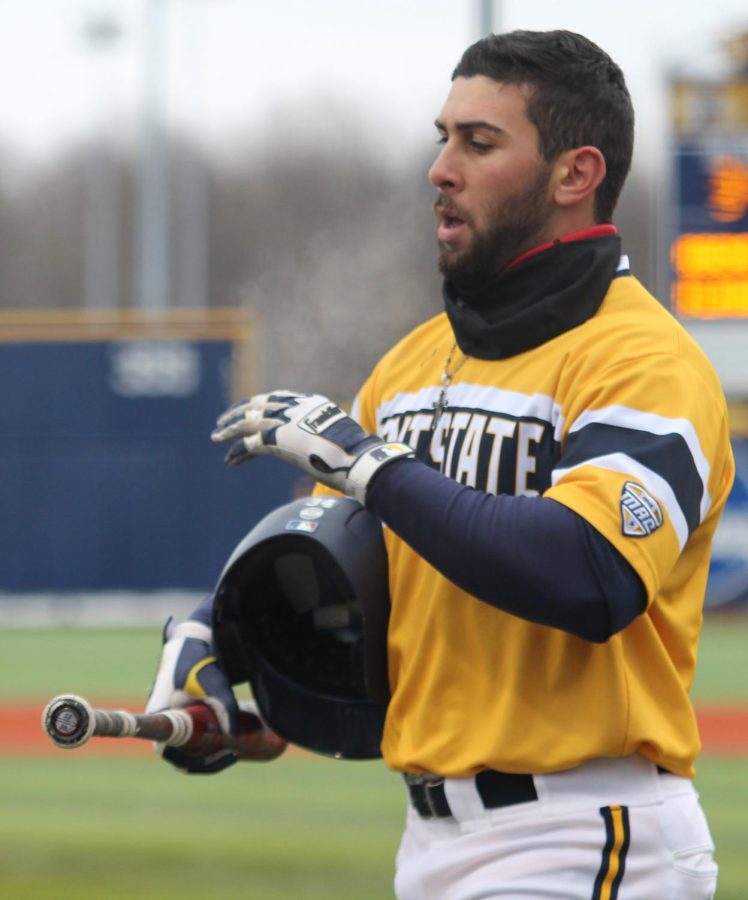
xmin=0 ymin=307 xmax=260 ymax=398
xmin=0 ymin=307 xmax=255 ymax=343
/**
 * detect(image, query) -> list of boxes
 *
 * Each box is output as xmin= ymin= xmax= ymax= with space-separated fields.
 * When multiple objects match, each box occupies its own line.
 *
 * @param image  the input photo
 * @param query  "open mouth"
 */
xmin=436 ymin=210 xmax=467 ymax=244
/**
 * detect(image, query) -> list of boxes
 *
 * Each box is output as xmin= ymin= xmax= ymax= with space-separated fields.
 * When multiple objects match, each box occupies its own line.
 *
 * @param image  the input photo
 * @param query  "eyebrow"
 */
xmin=434 ymin=118 xmax=505 ymax=135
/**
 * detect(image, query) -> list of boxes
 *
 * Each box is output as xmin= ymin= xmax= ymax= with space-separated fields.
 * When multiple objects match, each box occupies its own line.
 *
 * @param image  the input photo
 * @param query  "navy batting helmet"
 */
xmin=212 ymin=495 xmax=390 ymax=760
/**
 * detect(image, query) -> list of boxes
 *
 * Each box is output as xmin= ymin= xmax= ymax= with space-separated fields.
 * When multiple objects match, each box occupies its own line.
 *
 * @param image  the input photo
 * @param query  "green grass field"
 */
xmin=0 ymin=754 xmax=403 ymax=899
xmin=1 ymin=612 xmax=746 ymax=899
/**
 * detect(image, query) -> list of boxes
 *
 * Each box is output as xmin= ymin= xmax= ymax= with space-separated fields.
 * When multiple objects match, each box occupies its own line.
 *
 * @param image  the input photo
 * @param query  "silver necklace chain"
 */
xmin=432 ymin=342 xmax=468 ymax=430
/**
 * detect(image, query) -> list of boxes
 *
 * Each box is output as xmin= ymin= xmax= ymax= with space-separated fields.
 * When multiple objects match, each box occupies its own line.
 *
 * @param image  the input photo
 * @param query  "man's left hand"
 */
xmin=146 ymin=617 xmax=240 ymax=774
xmin=211 ymin=390 xmax=413 ymax=504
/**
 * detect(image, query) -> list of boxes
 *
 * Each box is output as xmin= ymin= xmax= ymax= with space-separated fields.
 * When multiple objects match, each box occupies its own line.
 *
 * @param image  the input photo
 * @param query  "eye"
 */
xmin=436 ymin=135 xmax=447 ymax=146
xmin=470 ymin=140 xmax=492 ymax=153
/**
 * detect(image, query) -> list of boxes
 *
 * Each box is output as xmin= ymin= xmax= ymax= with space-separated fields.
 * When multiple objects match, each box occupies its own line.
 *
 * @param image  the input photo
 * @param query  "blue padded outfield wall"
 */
xmin=0 ymin=312 xmax=299 ymax=593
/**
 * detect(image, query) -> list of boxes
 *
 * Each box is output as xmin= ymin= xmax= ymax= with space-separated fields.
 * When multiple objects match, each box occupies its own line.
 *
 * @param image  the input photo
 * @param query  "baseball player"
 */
xmin=149 ymin=30 xmax=733 ymax=899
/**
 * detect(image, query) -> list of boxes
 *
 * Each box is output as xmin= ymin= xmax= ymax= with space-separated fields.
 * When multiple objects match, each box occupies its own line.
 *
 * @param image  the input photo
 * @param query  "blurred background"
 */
xmin=0 ymin=0 xmax=747 ymax=607
xmin=0 ymin=0 xmax=748 ymax=898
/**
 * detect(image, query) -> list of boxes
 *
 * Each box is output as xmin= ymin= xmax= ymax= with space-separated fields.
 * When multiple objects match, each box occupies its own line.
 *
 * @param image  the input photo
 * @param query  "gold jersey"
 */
xmin=323 ymin=269 xmax=734 ymax=779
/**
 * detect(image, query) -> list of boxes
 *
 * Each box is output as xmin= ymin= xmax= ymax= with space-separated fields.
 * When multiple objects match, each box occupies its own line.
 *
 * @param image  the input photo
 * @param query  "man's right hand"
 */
xmin=146 ymin=617 xmax=241 ymax=774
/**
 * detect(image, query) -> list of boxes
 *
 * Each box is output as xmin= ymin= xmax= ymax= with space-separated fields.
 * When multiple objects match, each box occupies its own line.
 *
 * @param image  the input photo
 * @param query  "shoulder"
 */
xmin=591 ymin=274 xmax=724 ymax=395
xmin=554 ymin=273 xmax=731 ymax=462
xmin=601 ymin=274 xmax=694 ymax=349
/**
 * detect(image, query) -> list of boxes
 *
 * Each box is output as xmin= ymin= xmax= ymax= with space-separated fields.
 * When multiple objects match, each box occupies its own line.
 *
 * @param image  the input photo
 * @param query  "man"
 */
xmin=149 ymin=30 xmax=732 ymax=898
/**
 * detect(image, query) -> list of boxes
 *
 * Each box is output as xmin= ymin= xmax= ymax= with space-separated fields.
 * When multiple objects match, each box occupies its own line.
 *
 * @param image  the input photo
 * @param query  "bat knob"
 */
xmin=42 ymin=694 xmax=96 ymax=749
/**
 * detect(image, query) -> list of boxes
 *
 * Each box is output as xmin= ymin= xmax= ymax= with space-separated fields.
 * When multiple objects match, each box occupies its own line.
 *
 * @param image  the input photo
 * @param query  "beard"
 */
xmin=436 ymin=164 xmax=554 ymax=296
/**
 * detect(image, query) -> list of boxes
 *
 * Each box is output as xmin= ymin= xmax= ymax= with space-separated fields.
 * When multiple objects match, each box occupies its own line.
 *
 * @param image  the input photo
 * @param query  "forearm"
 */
xmin=366 ymin=459 xmax=645 ymax=642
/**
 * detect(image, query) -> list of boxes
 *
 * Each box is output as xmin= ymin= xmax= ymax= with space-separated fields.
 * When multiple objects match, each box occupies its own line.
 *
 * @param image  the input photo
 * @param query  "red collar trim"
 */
xmin=506 ymin=225 xmax=618 ymax=270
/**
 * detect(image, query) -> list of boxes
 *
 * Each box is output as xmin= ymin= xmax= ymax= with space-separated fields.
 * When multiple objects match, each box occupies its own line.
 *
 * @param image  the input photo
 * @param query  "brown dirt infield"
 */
xmin=2 ymin=700 xmax=747 ymax=758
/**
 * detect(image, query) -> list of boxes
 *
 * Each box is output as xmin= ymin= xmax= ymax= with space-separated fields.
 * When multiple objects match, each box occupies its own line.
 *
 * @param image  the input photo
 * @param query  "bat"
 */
xmin=41 ymin=694 xmax=287 ymax=761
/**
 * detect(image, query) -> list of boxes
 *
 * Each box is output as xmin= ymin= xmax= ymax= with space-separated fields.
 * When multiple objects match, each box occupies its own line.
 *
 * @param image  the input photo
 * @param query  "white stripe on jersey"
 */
xmin=567 ymin=404 xmax=712 ymax=520
xmin=552 ymin=452 xmax=689 ymax=550
xmin=375 ymin=383 xmax=565 ymax=442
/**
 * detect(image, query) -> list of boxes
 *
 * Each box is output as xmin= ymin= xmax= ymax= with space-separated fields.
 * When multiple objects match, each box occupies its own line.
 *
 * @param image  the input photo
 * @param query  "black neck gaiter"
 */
xmin=443 ymin=235 xmax=623 ymax=360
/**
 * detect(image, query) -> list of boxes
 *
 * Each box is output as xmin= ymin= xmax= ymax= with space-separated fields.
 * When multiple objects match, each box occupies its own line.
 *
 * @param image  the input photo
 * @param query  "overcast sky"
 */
xmin=0 ymin=0 xmax=746 ymax=174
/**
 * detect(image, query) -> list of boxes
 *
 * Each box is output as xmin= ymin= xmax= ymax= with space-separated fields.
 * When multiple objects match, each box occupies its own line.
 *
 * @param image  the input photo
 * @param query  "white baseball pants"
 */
xmin=394 ymin=755 xmax=717 ymax=899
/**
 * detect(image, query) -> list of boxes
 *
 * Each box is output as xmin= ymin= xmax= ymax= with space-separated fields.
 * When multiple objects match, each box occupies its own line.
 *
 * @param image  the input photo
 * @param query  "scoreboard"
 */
xmin=669 ymin=71 xmax=748 ymax=607
xmin=670 ymin=80 xmax=748 ymax=319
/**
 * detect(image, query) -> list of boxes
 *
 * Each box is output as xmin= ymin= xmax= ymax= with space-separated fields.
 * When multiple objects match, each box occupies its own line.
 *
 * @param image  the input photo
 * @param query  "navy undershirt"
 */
xmin=366 ymin=458 xmax=646 ymax=643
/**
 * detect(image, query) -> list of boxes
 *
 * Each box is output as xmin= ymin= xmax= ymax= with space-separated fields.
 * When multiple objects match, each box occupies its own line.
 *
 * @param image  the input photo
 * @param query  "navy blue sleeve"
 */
xmin=188 ymin=594 xmax=215 ymax=627
xmin=366 ymin=458 xmax=646 ymax=642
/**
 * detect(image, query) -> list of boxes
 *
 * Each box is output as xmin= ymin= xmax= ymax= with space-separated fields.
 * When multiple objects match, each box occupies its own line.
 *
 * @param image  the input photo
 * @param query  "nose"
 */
xmin=428 ymin=142 xmax=462 ymax=192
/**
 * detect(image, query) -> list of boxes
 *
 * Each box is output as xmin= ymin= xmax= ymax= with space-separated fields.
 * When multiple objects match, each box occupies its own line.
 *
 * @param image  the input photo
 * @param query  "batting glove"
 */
xmin=146 ymin=617 xmax=240 ymax=774
xmin=210 ymin=390 xmax=414 ymax=505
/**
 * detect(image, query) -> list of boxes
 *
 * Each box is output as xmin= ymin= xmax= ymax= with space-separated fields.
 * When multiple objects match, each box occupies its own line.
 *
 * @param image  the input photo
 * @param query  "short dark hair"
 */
xmin=452 ymin=30 xmax=634 ymax=223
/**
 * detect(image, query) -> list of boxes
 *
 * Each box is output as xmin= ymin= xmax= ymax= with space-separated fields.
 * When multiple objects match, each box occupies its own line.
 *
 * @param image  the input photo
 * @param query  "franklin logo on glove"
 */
xmin=300 ymin=402 xmax=348 ymax=435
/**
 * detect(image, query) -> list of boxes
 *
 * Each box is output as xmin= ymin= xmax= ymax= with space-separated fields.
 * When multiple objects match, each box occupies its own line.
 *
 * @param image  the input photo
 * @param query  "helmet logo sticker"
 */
xmin=302 ymin=497 xmax=339 ymax=509
xmin=620 ymin=481 xmax=664 ymax=537
xmin=285 ymin=519 xmax=319 ymax=533
xmin=299 ymin=507 xmax=324 ymax=520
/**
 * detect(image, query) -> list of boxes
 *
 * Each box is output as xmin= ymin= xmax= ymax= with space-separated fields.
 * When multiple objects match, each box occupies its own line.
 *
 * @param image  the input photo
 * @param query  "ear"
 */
xmin=552 ymin=146 xmax=607 ymax=209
